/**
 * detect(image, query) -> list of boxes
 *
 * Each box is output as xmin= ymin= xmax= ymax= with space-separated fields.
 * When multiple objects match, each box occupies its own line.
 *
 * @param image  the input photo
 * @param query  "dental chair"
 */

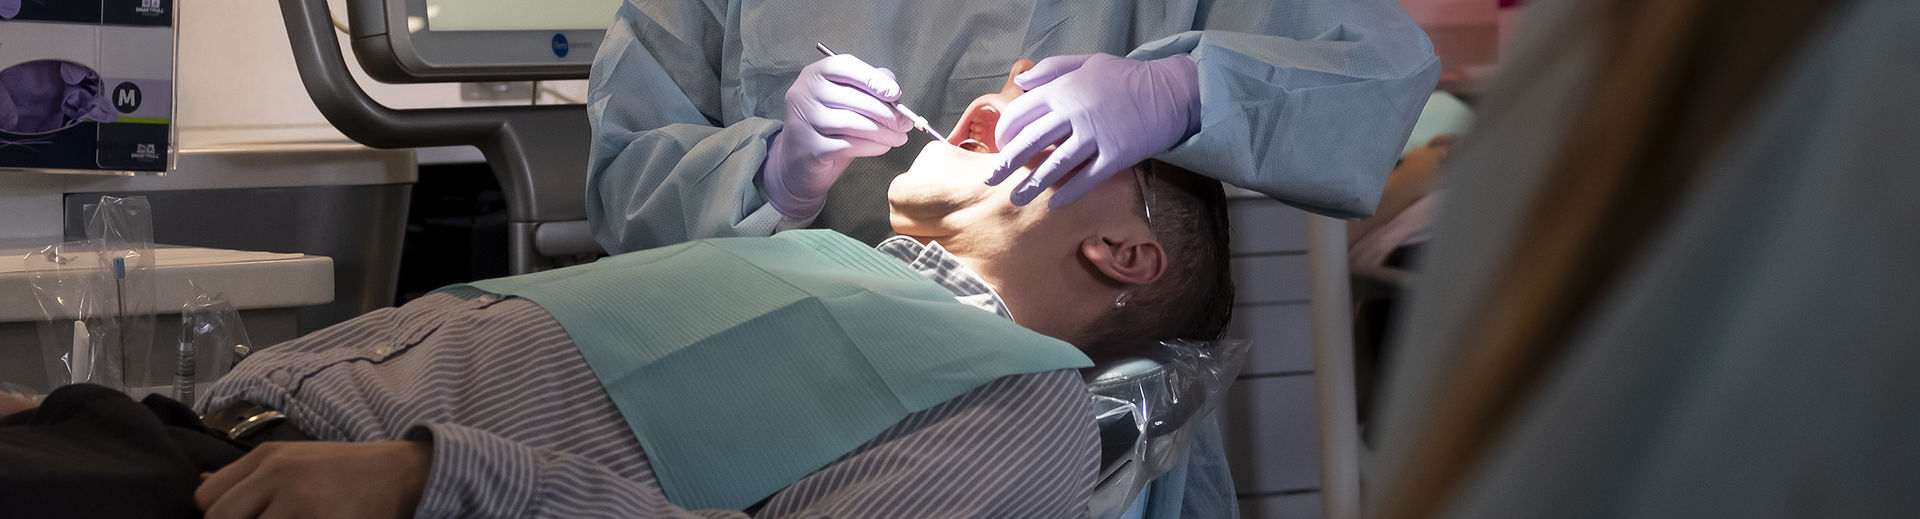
xmin=1085 ymin=340 xmax=1248 ymax=519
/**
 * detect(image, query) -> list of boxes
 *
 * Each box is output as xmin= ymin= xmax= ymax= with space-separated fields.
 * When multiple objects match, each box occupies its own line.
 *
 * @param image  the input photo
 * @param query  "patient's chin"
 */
xmin=891 ymin=141 xmax=999 ymax=210
xmin=888 ymin=176 xmax=984 ymax=223
xmin=886 ymin=157 xmax=1003 ymax=240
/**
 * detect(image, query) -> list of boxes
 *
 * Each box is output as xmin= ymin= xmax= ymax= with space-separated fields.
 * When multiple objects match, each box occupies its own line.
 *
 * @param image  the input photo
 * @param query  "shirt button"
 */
xmin=267 ymin=369 xmax=293 ymax=387
xmin=372 ymin=345 xmax=394 ymax=356
xmin=476 ymin=294 xmax=498 ymax=305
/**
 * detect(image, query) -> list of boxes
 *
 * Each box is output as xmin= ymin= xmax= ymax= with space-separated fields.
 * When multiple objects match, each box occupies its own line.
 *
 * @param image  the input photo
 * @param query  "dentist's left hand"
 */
xmin=988 ymin=53 xmax=1201 ymax=208
xmin=763 ymin=54 xmax=915 ymax=219
xmin=196 ymin=441 xmax=430 ymax=519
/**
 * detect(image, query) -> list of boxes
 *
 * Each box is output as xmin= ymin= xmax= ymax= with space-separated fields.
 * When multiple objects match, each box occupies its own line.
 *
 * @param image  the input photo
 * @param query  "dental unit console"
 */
xmin=350 ymin=0 xmax=621 ymax=82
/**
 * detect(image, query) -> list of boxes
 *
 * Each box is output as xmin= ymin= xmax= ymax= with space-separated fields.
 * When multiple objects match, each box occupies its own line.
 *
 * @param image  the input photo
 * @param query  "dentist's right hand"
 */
xmin=762 ymin=54 xmax=914 ymax=219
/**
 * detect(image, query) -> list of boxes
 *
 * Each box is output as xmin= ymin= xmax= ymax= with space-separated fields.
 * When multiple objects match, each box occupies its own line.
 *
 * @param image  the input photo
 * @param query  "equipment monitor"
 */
xmin=354 ymin=0 xmax=623 ymax=82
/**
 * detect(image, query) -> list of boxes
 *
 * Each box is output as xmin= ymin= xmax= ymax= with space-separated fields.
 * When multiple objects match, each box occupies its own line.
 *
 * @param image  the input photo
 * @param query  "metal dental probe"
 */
xmin=814 ymin=43 xmax=948 ymax=142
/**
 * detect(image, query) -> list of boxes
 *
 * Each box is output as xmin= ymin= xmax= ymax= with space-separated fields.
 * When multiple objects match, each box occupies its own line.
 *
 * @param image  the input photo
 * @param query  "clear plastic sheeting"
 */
xmin=1086 ymin=339 xmax=1251 ymax=519
xmin=23 ymin=196 xmax=158 ymax=395
xmin=27 ymin=241 xmax=122 ymax=392
xmin=175 ymin=284 xmax=252 ymax=406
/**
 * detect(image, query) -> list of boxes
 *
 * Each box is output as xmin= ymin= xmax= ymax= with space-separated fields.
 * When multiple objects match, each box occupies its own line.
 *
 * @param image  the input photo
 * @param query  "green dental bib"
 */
xmin=455 ymin=230 xmax=1092 ymax=510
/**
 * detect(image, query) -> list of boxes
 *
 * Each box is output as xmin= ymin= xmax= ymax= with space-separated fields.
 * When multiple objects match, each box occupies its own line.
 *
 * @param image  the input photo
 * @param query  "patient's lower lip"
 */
xmin=958 ymin=139 xmax=990 ymax=153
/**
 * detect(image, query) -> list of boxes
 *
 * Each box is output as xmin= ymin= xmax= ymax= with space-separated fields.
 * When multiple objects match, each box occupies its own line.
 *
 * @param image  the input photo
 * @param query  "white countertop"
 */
xmin=0 ymin=245 xmax=334 ymax=322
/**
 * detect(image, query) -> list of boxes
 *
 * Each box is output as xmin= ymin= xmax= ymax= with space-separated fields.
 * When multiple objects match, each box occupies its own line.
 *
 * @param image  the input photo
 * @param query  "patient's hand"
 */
xmin=1348 ymin=134 xmax=1457 ymax=247
xmin=196 ymin=440 xmax=431 ymax=519
xmin=0 ymin=390 xmax=34 ymax=416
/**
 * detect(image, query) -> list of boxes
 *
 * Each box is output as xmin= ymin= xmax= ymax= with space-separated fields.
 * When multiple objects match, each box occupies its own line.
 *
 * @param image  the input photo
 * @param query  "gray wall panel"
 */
xmin=1221 ymin=375 xmax=1323 ymax=494
xmin=1240 ymin=492 xmax=1322 ymax=519
xmin=1229 ymin=199 xmax=1309 ymax=255
xmin=1232 ymin=255 xmax=1312 ymax=304
xmin=1225 ymin=303 xmax=1314 ymax=376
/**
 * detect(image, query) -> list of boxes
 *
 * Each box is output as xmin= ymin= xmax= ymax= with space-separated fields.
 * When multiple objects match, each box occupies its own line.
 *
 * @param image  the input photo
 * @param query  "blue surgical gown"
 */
xmin=585 ymin=0 xmax=1441 ymax=252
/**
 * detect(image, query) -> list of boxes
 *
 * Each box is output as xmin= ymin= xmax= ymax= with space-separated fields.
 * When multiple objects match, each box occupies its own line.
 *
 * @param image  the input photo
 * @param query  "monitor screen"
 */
xmin=424 ymin=0 xmax=623 ymax=32
xmin=354 ymin=0 xmax=623 ymax=81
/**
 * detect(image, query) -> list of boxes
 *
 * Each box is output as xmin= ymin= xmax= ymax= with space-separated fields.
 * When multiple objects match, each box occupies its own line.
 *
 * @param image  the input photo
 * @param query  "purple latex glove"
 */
xmin=0 ymin=60 xmax=106 ymax=134
xmin=988 ymin=53 xmax=1201 ymax=208
xmin=762 ymin=54 xmax=914 ymax=219
xmin=0 ymin=82 xmax=16 ymax=131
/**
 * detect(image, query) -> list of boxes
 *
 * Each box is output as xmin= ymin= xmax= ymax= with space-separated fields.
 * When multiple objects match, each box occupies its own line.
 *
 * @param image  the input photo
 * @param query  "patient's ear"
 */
xmin=1079 ymin=235 xmax=1165 ymax=286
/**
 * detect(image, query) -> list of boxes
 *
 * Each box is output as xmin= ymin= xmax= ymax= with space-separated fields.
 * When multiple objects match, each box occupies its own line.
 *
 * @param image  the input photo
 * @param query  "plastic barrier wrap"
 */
xmin=23 ymin=196 xmax=156 ymax=395
xmin=175 ymin=284 xmax=252 ymax=406
xmin=1087 ymin=339 xmax=1252 ymax=519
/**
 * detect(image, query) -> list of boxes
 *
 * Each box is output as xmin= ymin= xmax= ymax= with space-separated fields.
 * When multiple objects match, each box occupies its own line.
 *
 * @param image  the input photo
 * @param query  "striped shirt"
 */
xmin=875 ymin=236 xmax=1016 ymax=321
xmin=198 ymin=239 xmax=1099 ymax=518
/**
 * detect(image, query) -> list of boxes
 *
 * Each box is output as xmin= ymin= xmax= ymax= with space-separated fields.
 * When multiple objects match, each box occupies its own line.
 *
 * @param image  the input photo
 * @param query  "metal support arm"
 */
xmin=279 ymin=0 xmax=596 ymax=273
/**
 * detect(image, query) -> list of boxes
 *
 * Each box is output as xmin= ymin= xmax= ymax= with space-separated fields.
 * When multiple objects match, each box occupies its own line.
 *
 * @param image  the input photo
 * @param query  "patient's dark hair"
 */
xmin=1081 ymin=159 xmax=1234 ymax=361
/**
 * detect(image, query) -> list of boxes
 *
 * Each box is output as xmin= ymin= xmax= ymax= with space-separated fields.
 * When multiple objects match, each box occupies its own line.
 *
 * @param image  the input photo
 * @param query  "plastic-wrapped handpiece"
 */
xmin=70 ymin=320 xmax=90 ymax=384
xmin=174 ymin=321 xmax=195 ymax=404
xmin=84 ymin=196 xmax=156 ymax=393
xmin=27 ymin=240 xmax=123 ymax=393
xmin=232 ymin=344 xmax=253 ymax=368
xmin=180 ymin=282 xmax=252 ymax=386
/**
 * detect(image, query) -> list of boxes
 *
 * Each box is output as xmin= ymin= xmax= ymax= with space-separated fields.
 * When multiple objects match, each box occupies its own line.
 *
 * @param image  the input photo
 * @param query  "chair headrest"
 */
xmin=1084 ymin=339 xmax=1252 ymax=519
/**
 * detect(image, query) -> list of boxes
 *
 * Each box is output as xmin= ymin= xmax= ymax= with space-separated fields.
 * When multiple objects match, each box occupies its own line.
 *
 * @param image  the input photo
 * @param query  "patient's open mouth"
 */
xmin=950 ymin=102 xmax=1002 ymax=153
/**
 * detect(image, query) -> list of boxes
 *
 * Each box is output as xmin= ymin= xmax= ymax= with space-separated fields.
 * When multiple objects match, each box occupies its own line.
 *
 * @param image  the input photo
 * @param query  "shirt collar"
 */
xmin=875 ymin=235 xmax=1016 ymax=322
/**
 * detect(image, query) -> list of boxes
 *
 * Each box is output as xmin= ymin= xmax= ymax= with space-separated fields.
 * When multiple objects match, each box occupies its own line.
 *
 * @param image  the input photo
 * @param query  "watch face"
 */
xmin=0 ymin=59 xmax=115 ymax=135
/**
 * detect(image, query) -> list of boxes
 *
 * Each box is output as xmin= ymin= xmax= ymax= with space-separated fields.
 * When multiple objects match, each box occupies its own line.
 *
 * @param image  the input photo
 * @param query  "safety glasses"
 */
xmin=1134 ymin=164 xmax=1155 ymax=225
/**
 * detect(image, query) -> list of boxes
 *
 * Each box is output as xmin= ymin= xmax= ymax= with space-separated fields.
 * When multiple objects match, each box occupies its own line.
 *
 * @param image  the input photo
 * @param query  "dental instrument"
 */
xmin=113 ymin=256 xmax=128 ymax=388
xmin=174 ymin=319 xmax=196 ymax=404
xmin=814 ymin=43 xmax=947 ymax=142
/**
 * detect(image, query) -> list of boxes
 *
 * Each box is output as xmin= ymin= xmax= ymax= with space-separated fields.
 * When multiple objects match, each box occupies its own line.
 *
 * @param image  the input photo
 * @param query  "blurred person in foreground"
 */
xmin=1368 ymin=0 xmax=1920 ymax=517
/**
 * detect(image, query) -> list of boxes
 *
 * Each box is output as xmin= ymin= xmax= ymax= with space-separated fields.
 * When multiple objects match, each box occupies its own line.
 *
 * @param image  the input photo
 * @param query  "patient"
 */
xmin=0 ymin=64 xmax=1231 ymax=519
xmin=898 ymin=64 xmax=1233 ymax=362
xmin=1347 ymin=133 xmax=1455 ymax=269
